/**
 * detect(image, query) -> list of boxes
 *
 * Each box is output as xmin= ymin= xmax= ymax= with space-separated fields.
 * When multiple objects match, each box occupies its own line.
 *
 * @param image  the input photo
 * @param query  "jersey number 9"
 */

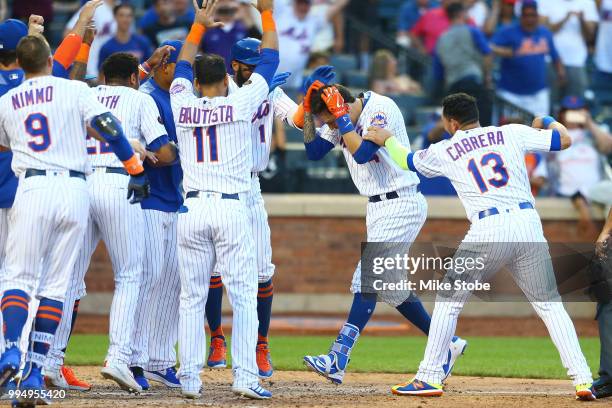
xmin=25 ymin=113 xmax=51 ymax=152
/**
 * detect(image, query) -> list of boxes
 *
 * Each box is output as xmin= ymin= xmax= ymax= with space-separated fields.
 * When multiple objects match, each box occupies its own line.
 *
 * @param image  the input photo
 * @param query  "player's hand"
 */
xmin=28 ymin=15 xmax=45 ymax=36
xmin=363 ymin=126 xmax=393 ymax=146
xmin=146 ymin=44 xmax=176 ymax=70
xmin=257 ymin=0 xmax=274 ymax=13
xmin=127 ymin=172 xmax=151 ymax=204
xmin=269 ymin=72 xmax=291 ymax=93
xmin=321 ymin=86 xmax=349 ymax=118
xmin=78 ymin=0 xmax=103 ymax=24
xmin=83 ymin=23 xmax=96 ymax=46
xmin=303 ymin=80 xmax=325 ymax=113
xmin=302 ymin=65 xmax=336 ymax=94
xmin=193 ymin=0 xmax=224 ymax=29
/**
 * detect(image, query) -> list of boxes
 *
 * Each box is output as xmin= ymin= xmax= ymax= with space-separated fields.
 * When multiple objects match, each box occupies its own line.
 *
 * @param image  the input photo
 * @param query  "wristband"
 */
xmin=542 ymin=116 xmax=556 ymax=129
xmin=186 ymin=23 xmax=206 ymax=45
xmin=122 ymin=155 xmax=145 ymax=176
xmin=75 ymin=43 xmax=90 ymax=64
xmin=261 ymin=10 xmax=276 ymax=32
xmin=335 ymin=114 xmax=354 ymax=135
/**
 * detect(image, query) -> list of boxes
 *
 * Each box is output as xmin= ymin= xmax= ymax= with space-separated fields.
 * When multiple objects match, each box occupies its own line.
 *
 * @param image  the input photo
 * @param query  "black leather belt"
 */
xmin=368 ymin=186 xmax=420 ymax=203
xmin=105 ymin=167 xmax=128 ymax=175
xmin=478 ymin=202 xmax=534 ymax=219
xmin=25 ymin=168 xmax=85 ymax=180
xmin=185 ymin=191 xmax=239 ymax=200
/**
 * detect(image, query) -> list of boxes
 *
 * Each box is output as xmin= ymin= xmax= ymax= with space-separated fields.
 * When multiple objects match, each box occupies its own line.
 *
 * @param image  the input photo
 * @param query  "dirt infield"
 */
xmin=42 ymin=367 xmax=601 ymax=408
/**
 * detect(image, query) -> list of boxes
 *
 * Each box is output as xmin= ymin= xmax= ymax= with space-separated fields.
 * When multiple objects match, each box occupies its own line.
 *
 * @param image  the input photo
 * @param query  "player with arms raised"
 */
xmin=170 ymin=0 xmax=279 ymax=399
xmin=364 ymin=93 xmax=596 ymax=401
xmin=0 ymin=35 xmax=149 ymax=405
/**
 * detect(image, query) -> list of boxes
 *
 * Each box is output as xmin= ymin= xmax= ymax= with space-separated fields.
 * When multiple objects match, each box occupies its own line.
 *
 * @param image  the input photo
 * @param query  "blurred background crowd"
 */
xmin=2 ymin=0 xmax=612 ymax=228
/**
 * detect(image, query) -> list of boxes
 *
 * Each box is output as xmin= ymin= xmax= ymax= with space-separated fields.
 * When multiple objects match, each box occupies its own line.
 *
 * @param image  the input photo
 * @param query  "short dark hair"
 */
xmin=113 ymin=3 xmax=134 ymax=15
xmin=442 ymin=93 xmax=479 ymax=125
xmin=194 ymin=54 xmax=227 ymax=85
xmin=0 ymin=50 xmax=17 ymax=66
xmin=16 ymin=35 xmax=51 ymax=74
xmin=102 ymin=52 xmax=139 ymax=82
xmin=310 ymin=84 xmax=356 ymax=115
xmin=446 ymin=2 xmax=465 ymax=20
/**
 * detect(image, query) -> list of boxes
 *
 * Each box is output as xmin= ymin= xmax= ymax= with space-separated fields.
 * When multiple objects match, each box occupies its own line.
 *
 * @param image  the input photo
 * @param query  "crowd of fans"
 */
xmin=1 ymin=0 xmax=611 ymax=211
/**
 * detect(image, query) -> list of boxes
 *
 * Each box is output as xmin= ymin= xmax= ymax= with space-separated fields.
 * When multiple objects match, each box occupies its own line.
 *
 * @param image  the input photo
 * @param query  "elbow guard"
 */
xmin=90 ymin=112 xmax=134 ymax=162
xmin=353 ymin=140 xmax=380 ymax=164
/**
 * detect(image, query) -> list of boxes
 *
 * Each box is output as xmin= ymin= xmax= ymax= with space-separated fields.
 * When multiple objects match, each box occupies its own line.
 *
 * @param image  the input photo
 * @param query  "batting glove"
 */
xmin=303 ymin=80 xmax=325 ymax=113
xmin=127 ymin=172 xmax=151 ymax=204
xmin=269 ymin=71 xmax=291 ymax=93
xmin=301 ymin=65 xmax=336 ymax=94
xmin=321 ymin=86 xmax=349 ymax=118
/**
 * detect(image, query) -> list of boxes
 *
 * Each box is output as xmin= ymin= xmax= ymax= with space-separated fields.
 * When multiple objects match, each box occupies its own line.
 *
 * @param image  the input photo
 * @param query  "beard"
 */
xmin=235 ymin=67 xmax=250 ymax=86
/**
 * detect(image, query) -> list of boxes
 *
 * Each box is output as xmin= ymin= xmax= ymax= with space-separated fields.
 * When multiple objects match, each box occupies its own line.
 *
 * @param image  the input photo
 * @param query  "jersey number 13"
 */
xmin=467 ymin=152 xmax=509 ymax=193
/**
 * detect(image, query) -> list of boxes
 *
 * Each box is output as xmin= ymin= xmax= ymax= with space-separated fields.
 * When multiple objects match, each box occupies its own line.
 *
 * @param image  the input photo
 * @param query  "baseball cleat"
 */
xmin=46 ymin=365 xmax=91 ymax=391
xmin=129 ymin=366 xmax=149 ymax=391
xmin=593 ymin=377 xmax=612 ymax=399
xmin=442 ymin=336 xmax=467 ymax=381
xmin=145 ymin=367 xmax=181 ymax=388
xmin=13 ymin=367 xmax=52 ymax=406
xmin=575 ymin=383 xmax=596 ymax=401
xmin=44 ymin=366 xmax=69 ymax=390
xmin=256 ymin=343 xmax=273 ymax=378
xmin=391 ymin=379 xmax=444 ymax=397
xmin=101 ymin=363 xmax=142 ymax=394
xmin=303 ymin=353 xmax=345 ymax=384
xmin=206 ymin=337 xmax=227 ymax=368
xmin=0 ymin=347 xmax=21 ymax=388
xmin=181 ymin=387 xmax=202 ymax=399
xmin=232 ymin=384 xmax=272 ymax=399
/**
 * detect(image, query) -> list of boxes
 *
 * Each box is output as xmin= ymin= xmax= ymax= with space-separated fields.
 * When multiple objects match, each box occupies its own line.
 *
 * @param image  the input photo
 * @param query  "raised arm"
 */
xmin=302 ymin=81 xmax=334 ymax=161
xmin=532 ymin=116 xmax=572 ymax=150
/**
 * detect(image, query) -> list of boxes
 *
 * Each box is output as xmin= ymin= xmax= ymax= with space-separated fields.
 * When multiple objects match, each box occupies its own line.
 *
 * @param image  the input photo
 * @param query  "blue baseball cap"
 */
xmin=231 ymin=37 xmax=261 ymax=65
xmin=521 ymin=0 xmax=538 ymax=12
xmin=561 ymin=95 xmax=586 ymax=110
xmin=160 ymin=40 xmax=183 ymax=64
xmin=0 ymin=19 xmax=28 ymax=51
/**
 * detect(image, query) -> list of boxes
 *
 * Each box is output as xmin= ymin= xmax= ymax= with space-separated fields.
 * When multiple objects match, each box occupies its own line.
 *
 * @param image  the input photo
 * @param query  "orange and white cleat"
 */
xmin=575 ymin=383 xmax=596 ymax=401
xmin=256 ymin=342 xmax=273 ymax=378
xmin=45 ymin=365 xmax=91 ymax=391
xmin=206 ymin=337 xmax=227 ymax=368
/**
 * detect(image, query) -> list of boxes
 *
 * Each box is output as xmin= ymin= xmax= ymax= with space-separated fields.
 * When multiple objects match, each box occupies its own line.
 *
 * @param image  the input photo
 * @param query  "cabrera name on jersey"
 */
xmin=169 ymin=73 xmax=269 ymax=194
xmin=89 ymin=85 xmax=167 ymax=167
xmin=319 ymin=91 xmax=420 ymax=196
xmin=0 ymin=76 xmax=107 ymax=175
xmin=411 ymin=124 xmax=556 ymax=221
xmin=227 ymin=77 xmax=298 ymax=172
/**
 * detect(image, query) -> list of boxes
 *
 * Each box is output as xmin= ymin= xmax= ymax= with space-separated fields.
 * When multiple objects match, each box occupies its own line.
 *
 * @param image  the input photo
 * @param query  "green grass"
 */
xmin=65 ymin=335 xmax=600 ymax=380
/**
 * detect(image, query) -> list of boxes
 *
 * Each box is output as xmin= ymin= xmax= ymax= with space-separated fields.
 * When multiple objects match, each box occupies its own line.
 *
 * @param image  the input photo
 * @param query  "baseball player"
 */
xmin=364 ymin=93 xmax=595 ymax=400
xmin=0 ymin=35 xmax=149 ymax=405
xmin=43 ymin=52 xmax=176 ymax=394
xmin=128 ymin=39 xmax=185 ymax=390
xmin=300 ymin=82 xmax=466 ymax=385
xmin=204 ymin=39 xmax=334 ymax=378
xmin=170 ymin=0 xmax=278 ymax=399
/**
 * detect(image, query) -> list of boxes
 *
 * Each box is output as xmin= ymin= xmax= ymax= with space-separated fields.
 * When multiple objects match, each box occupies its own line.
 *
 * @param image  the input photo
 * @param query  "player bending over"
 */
xmin=364 ymin=93 xmax=595 ymax=401
xmin=300 ymin=82 xmax=466 ymax=385
xmin=0 ymin=35 xmax=149 ymax=406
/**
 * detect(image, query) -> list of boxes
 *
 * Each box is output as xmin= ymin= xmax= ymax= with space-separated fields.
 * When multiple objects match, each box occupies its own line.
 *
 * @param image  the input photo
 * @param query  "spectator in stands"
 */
xmin=66 ymin=0 xmax=116 ymax=77
xmin=141 ymin=0 xmax=191 ymax=47
xmin=200 ymin=0 xmax=252 ymax=73
xmin=491 ymin=0 xmax=565 ymax=116
xmin=483 ymin=0 xmax=517 ymax=36
xmin=434 ymin=2 xmax=493 ymax=125
xmin=553 ymin=96 xmax=612 ymax=236
xmin=410 ymin=0 xmax=469 ymax=55
xmin=139 ymin=0 xmax=195 ymax=30
xmin=275 ymin=0 xmax=348 ymax=89
xmin=98 ymin=4 xmax=153 ymax=71
xmin=368 ymin=49 xmax=422 ymax=95
xmin=525 ymin=151 xmax=548 ymax=196
xmin=396 ymin=0 xmax=439 ymax=47
xmin=12 ymin=0 xmax=53 ymax=36
xmin=465 ymin=0 xmax=489 ymax=28
xmin=311 ymin=0 xmax=346 ymax=53
xmin=539 ymin=0 xmax=599 ymax=99
xmin=594 ymin=0 xmax=612 ymax=88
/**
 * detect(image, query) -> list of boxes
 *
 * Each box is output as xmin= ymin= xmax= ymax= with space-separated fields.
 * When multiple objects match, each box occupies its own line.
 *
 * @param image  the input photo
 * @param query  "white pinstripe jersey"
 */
xmin=0 ymin=75 xmax=107 ymax=176
xmin=228 ymin=77 xmax=298 ymax=171
xmin=89 ymin=85 xmax=167 ymax=167
xmin=170 ymin=73 xmax=269 ymax=194
xmin=412 ymin=124 xmax=555 ymax=220
xmin=319 ymin=91 xmax=419 ymax=196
